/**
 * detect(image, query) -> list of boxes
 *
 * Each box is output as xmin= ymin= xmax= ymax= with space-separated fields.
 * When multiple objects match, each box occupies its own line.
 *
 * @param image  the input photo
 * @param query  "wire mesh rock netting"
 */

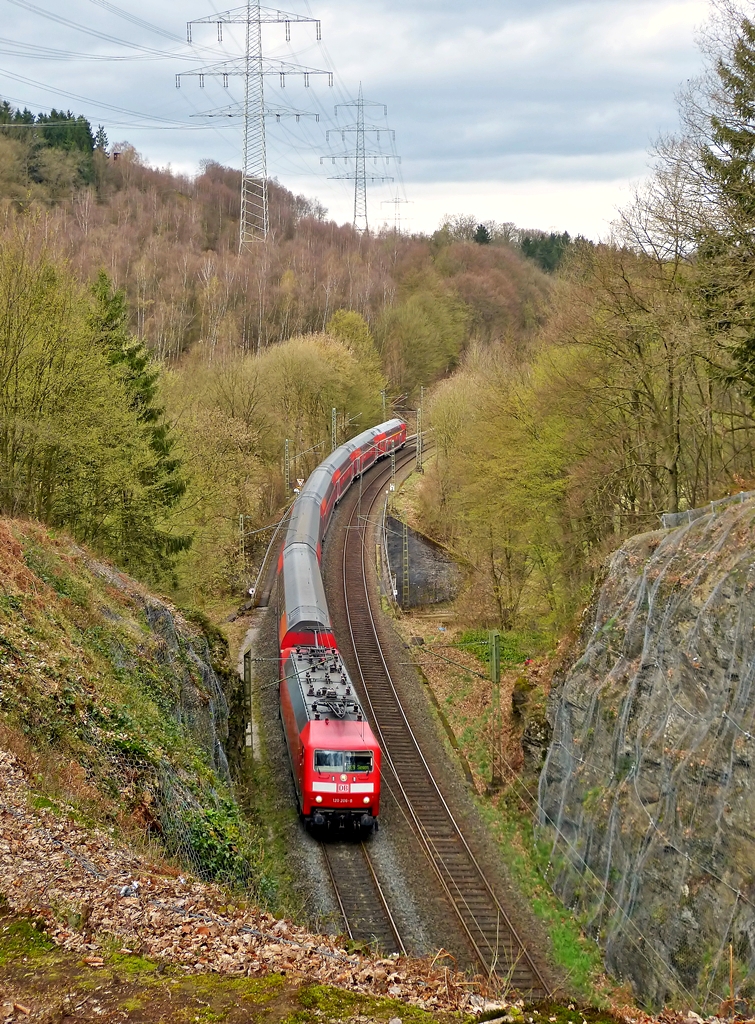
xmin=538 ymin=498 xmax=755 ymax=1009
xmin=660 ymin=490 xmax=755 ymax=530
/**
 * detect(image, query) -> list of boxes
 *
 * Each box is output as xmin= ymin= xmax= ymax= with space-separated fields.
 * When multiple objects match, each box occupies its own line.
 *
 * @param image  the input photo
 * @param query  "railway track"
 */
xmin=328 ymin=442 xmax=549 ymax=997
xmin=321 ymin=840 xmax=406 ymax=954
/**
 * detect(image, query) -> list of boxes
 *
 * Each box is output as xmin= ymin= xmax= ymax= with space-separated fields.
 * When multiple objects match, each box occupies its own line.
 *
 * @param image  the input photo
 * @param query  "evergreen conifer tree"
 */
xmin=90 ymin=271 xmax=191 ymax=574
xmin=697 ymin=15 xmax=755 ymax=393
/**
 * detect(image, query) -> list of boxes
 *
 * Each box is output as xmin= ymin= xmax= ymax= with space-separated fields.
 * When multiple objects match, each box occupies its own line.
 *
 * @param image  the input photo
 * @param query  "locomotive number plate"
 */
xmin=337 ymin=783 xmax=349 ymax=793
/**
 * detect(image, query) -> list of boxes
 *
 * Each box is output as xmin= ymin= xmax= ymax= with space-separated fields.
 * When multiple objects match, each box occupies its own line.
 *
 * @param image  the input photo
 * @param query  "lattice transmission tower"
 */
xmin=177 ymin=2 xmax=332 ymax=250
xmin=322 ymin=83 xmax=399 ymax=231
xmin=381 ymin=193 xmax=412 ymax=233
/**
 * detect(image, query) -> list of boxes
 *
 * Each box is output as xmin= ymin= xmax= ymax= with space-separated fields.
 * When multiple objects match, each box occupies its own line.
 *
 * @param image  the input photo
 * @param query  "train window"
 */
xmin=314 ymin=750 xmax=341 ymax=770
xmin=314 ymin=750 xmax=373 ymax=773
xmin=344 ymin=751 xmax=373 ymax=773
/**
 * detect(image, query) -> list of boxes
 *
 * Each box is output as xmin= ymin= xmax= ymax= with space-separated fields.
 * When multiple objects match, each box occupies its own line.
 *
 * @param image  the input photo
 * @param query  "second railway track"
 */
xmin=326 ymin=441 xmax=549 ymax=997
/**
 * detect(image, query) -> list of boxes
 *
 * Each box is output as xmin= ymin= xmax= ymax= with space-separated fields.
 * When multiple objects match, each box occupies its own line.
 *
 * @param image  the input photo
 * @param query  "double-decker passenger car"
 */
xmin=277 ymin=418 xmax=406 ymax=831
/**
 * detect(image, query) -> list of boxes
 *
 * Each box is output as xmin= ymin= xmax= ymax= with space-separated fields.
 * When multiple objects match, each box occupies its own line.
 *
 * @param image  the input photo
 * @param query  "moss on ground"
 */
xmin=0 ymin=912 xmax=471 ymax=1024
xmin=296 ymin=983 xmax=437 ymax=1023
xmin=0 ymin=916 xmax=56 ymax=965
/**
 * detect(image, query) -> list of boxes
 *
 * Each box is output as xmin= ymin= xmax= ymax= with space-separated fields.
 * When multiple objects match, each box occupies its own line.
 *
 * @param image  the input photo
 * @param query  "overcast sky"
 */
xmin=1 ymin=0 xmax=712 ymax=236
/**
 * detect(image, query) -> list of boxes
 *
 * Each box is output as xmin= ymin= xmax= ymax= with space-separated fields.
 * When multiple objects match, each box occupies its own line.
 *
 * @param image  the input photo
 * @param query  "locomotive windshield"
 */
xmin=314 ymin=750 xmax=373 ymax=773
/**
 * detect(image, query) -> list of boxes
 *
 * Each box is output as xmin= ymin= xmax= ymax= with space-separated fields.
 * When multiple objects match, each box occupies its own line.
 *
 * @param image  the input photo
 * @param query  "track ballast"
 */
xmin=324 ymin=442 xmax=549 ymax=997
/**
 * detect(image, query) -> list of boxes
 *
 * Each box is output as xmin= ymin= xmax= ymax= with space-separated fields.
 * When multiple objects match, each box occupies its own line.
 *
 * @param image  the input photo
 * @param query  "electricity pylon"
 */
xmin=322 ymin=83 xmax=399 ymax=231
xmin=381 ymin=193 xmax=412 ymax=233
xmin=178 ymin=2 xmax=332 ymax=249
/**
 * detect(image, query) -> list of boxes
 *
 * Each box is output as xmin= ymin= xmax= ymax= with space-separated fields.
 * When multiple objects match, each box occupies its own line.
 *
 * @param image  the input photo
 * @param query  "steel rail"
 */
xmin=321 ymin=840 xmax=407 ymax=955
xmin=338 ymin=446 xmax=549 ymax=996
xmin=322 ymin=843 xmax=354 ymax=941
xmin=359 ymin=843 xmax=407 ymax=956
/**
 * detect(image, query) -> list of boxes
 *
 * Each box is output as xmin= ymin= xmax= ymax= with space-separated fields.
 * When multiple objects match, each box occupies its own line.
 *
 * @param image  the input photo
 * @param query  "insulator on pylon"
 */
xmin=223 ymin=74 xmax=229 ymax=87
xmin=328 ymin=73 xmax=333 ymax=86
xmin=285 ymin=20 xmax=291 ymax=40
xmin=304 ymin=73 xmax=310 ymax=87
xmin=316 ymin=20 xmax=321 ymax=39
xmin=280 ymin=73 xmax=285 ymax=87
xmin=217 ymin=23 xmax=223 ymax=42
xmin=199 ymin=74 xmax=205 ymax=87
xmin=175 ymin=75 xmax=181 ymax=88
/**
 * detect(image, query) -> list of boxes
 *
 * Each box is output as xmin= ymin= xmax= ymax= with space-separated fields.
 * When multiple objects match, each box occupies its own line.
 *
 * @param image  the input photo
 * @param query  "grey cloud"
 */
xmin=0 ymin=0 xmax=709 ymax=216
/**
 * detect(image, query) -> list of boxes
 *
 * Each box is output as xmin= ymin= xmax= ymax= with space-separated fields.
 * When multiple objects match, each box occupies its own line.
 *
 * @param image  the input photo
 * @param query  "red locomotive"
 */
xmin=277 ymin=418 xmax=406 ymax=832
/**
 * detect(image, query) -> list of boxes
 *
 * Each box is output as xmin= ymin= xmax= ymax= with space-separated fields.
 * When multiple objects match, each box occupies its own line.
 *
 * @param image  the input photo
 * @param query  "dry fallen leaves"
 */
xmin=0 ymin=748 xmax=485 ymax=1012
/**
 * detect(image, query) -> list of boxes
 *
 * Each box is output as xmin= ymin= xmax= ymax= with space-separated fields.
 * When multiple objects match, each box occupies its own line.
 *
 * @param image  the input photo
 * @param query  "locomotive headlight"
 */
xmin=340 ymin=774 xmax=347 ymax=782
xmin=315 ymin=795 xmax=323 ymax=803
xmin=363 ymin=797 xmax=370 ymax=804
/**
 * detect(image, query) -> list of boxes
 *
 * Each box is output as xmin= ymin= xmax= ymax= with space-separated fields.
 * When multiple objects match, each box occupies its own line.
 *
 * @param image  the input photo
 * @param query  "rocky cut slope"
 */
xmin=539 ymin=498 xmax=755 ymax=1009
xmin=0 ymin=518 xmax=250 ymax=887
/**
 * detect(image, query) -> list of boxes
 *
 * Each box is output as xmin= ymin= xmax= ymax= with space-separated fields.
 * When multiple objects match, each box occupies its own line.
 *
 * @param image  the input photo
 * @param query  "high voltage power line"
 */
xmin=2 ymin=0 xmax=409 ymax=237
xmin=178 ymin=2 xmax=334 ymax=248
xmin=323 ymin=84 xmax=400 ymax=232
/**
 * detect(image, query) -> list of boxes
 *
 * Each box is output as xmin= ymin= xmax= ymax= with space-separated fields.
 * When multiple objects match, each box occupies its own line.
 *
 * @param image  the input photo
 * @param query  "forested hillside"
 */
xmin=0 ymin=106 xmax=552 ymax=600
xmin=413 ymin=6 xmax=755 ymax=638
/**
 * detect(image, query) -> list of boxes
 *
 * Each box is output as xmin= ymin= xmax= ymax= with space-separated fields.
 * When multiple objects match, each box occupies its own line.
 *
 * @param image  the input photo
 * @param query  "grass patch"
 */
xmin=455 ymin=629 xmax=551 ymax=667
xmin=30 ymin=794 xmax=59 ymax=812
xmin=476 ymin=796 xmax=603 ymax=1000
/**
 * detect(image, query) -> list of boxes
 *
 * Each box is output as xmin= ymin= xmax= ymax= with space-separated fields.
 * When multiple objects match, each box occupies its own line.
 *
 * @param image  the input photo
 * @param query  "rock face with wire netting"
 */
xmin=539 ymin=500 xmax=755 ymax=1009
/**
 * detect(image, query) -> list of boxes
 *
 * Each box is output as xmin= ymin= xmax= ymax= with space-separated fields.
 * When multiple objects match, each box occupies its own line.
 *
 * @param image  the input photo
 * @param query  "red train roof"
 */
xmin=302 ymin=718 xmax=378 ymax=748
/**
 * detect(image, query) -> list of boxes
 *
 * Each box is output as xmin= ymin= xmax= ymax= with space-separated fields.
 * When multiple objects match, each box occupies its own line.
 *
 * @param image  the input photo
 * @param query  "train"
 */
xmin=277 ymin=417 xmax=407 ymax=833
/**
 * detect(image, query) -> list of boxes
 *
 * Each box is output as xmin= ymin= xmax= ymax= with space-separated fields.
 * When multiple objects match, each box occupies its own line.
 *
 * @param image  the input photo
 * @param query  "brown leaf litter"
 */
xmin=0 ymin=748 xmax=485 ymax=1012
